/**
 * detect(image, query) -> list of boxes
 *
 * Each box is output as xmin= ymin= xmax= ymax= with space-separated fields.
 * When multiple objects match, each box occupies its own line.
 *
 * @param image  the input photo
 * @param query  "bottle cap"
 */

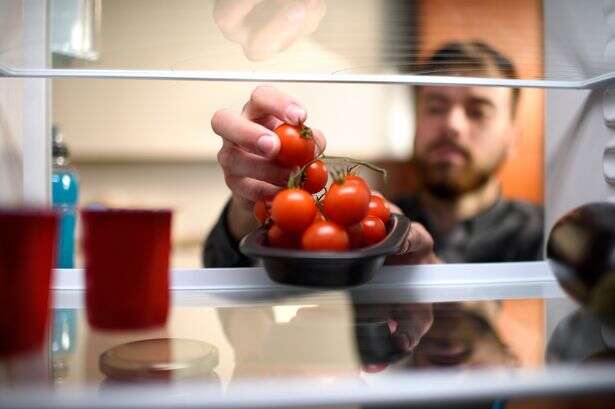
xmin=52 ymin=125 xmax=70 ymax=160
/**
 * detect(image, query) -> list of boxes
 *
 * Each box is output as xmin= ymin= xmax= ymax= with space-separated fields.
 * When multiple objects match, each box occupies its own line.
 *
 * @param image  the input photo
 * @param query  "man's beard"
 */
xmin=411 ymin=142 xmax=506 ymax=200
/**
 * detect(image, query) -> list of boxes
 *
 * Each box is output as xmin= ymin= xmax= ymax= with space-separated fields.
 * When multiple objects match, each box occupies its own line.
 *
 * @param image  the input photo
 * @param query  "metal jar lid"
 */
xmin=99 ymin=338 xmax=219 ymax=381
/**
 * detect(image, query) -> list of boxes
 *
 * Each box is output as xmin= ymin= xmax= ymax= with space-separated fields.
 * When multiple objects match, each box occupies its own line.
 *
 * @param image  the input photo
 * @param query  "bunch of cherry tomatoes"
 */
xmin=253 ymin=123 xmax=391 ymax=252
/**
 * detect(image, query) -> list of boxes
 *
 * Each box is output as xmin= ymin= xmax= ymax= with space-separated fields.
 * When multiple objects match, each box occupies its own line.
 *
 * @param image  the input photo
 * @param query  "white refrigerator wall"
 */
xmin=545 ymin=87 xmax=613 ymax=226
xmin=545 ymin=0 xmax=615 ymax=233
xmin=0 ymin=0 xmax=49 ymax=206
xmin=0 ymin=1 xmax=25 ymax=205
xmin=544 ymin=0 xmax=615 ymax=336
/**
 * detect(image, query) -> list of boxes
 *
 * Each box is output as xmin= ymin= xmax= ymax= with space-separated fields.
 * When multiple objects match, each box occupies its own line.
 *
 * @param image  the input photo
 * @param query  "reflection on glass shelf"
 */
xmin=40 ymin=299 xmax=544 ymax=387
xmin=3 ymin=0 xmax=615 ymax=88
xmin=33 ymin=297 xmax=614 ymax=388
xmin=2 ymin=279 xmax=615 ymax=408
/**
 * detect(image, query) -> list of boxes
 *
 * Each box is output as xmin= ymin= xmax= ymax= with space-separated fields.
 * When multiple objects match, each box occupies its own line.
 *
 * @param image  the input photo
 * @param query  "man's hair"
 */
xmin=414 ymin=41 xmax=520 ymax=116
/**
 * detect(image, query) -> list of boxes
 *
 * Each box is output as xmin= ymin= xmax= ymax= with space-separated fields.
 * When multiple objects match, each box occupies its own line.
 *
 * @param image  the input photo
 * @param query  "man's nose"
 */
xmin=444 ymin=106 xmax=469 ymax=139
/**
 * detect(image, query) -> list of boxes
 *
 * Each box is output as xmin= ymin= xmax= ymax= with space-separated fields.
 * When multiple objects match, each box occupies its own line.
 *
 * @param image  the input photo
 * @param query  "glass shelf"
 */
xmin=3 ymin=0 xmax=615 ymax=89
xmin=2 ymin=265 xmax=615 ymax=408
xmin=3 ymin=66 xmax=615 ymax=89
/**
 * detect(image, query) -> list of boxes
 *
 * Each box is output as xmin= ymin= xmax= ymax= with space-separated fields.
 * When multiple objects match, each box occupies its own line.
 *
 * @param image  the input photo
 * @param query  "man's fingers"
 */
xmin=310 ymin=128 xmax=327 ymax=155
xmin=218 ymin=145 xmax=292 ymax=186
xmin=397 ymin=222 xmax=434 ymax=256
xmin=224 ymin=175 xmax=282 ymax=203
xmin=244 ymin=1 xmax=310 ymax=61
xmin=393 ymin=304 xmax=434 ymax=351
xmin=240 ymin=86 xmax=327 ymax=153
xmin=213 ymin=0 xmax=263 ymax=43
xmin=396 ymin=232 xmax=411 ymax=255
xmin=212 ymin=108 xmax=280 ymax=159
xmin=241 ymin=0 xmax=327 ymax=61
xmin=386 ymin=222 xmax=440 ymax=265
xmin=242 ymin=85 xmax=307 ymax=125
xmin=214 ymin=0 xmax=326 ymax=61
xmin=213 ymin=86 xmax=327 ymax=204
xmin=300 ymin=0 xmax=327 ymax=35
xmin=251 ymin=113 xmax=285 ymax=132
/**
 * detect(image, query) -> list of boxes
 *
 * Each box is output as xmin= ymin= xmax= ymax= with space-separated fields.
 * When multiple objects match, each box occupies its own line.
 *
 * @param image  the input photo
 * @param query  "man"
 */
xmin=399 ymin=41 xmax=543 ymax=262
xmin=203 ymin=41 xmax=543 ymax=267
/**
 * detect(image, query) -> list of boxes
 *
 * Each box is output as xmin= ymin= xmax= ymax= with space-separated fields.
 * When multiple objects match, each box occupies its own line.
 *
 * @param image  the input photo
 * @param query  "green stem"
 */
xmin=287 ymin=153 xmax=387 ymax=189
xmin=287 ymin=169 xmax=304 ymax=189
xmin=322 ymin=155 xmax=388 ymax=182
xmin=300 ymin=125 xmax=313 ymax=140
xmin=315 ymin=199 xmax=325 ymax=215
xmin=287 ymin=154 xmax=326 ymax=189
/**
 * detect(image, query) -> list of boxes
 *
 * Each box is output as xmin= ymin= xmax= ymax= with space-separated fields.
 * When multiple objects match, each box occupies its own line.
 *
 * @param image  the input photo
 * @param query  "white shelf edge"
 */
xmin=3 ymin=65 xmax=615 ymax=89
xmin=52 ymin=261 xmax=556 ymax=290
xmin=2 ymin=365 xmax=615 ymax=409
xmin=52 ymin=261 xmax=563 ymax=301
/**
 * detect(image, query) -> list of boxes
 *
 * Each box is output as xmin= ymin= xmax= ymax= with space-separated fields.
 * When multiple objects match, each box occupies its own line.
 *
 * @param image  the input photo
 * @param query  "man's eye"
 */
xmin=427 ymin=104 xmax=447 ymax=115
xmin=467 ymin=108 xmax=488 ymax=120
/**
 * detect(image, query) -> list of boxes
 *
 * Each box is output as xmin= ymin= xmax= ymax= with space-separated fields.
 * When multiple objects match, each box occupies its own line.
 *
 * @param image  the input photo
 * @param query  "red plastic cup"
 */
xmin=0 ymin=209 xmax=58 ymax=356
xmin=81 ymin=208 xmax=172 ymax=330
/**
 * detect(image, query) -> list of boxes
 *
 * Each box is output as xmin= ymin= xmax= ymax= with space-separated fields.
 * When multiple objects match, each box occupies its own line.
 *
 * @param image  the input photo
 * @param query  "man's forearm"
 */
xmin=202 ymin=199 xmax=255 ymax=268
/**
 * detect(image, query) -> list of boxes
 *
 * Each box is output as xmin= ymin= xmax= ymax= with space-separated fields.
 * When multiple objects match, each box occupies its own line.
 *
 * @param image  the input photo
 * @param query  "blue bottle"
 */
xmin=51 ymin=125 xmax=79 ymax=268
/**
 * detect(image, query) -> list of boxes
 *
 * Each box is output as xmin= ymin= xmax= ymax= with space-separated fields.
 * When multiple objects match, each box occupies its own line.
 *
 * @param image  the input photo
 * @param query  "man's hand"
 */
xmin=375 ymin=200 xmax=441 ymax=265
xmin=355 ymin=302 xmax=433 ymax=373
xmin=213 ymin=0 xmax=327 ymax=61
xmin=388 ymin=221 xmax=442 ymax=264
xmin=211 ymin=85 xmax=326 ymax=241
xmin=355 ymin=302 xmax=434 ymax=354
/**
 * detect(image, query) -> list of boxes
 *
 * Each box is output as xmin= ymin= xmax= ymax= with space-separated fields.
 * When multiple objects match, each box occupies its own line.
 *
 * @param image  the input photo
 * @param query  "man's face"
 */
xmin=410 ymin=302 xmax=518 ymax=369
xmin=413 ymin=86 xmax=517 ymax=199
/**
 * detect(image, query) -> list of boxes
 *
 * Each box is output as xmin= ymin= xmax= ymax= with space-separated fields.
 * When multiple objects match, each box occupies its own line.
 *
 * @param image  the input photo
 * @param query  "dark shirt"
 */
xmin=395 ymin=196 xmax=544 ymax=263
xmin=202 ymin=196 xmax=544 ymax=267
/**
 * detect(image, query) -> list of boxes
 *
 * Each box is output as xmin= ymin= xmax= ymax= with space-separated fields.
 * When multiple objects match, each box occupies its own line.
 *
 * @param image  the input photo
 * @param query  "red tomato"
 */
xmin=253 ymin=197 xmax=272 ymax=225
xmin=367 ymin=195 xmax=391 ymax=223
xmin=301 ymin=160 xmax=328 ymax=194
xmin=267 ymin=224 xmax=299 ymax=249
xmin=361 ymin=215 xmax=387 ymax=246
xmin=274 ymin=124 xmax=316 ymax=167
xmin=345 ymin=175 xmax=370 ymax=191
xmin=271 ymin=189 xmax=317 ymax=234
xmin=301 ymin=221 xmax=350 ymax=251
xmin=323 ymin=177 xmax=370 ymax=226
xmin=346 ymin=223 xmax=363 ymax=249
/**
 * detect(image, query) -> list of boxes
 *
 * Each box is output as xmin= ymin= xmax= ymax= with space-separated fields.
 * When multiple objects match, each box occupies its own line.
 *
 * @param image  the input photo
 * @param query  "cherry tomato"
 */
xmin=301 ymin=160 xmax=328 ymax=194
xmin=367 ymin=195 xmax=391 ymax=223
xmin=361 ymin=215 xmax=387 ymax=246
xmin=301 ymin=221 xmax=350 ymax=251
xmin=253 ymin=197 xmax=273 ymax=225
xmin=274 ymin=124 xmax=316 ymax=168
xmin=323 ymin=177 xmax=370 ymax=226
xmin=345 ymin=175 xmax=370 ymax=191
xmin=271 ymin=188 xmax=317 ymax=234
xmin=267 ymin=224 xmax=299 ymax=249
xmin=346 ymin=223 xmax=364 ymax=249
